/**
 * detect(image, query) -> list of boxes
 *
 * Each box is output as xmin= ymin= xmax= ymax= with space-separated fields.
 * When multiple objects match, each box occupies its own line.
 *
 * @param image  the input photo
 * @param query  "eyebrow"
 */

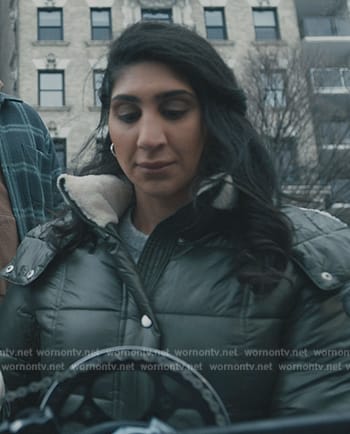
xmin=111 ymin=89 xmax=196 ymax=103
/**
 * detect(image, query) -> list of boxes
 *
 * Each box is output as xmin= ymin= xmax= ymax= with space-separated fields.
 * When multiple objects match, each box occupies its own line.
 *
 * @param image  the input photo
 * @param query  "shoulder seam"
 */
xmin=0 ymin=93 xmax=23 ymax=104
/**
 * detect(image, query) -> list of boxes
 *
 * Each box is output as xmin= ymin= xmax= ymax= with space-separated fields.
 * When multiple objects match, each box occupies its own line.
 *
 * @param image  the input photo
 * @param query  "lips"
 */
xmin=137 ymin=161 xmax=174 ymax=170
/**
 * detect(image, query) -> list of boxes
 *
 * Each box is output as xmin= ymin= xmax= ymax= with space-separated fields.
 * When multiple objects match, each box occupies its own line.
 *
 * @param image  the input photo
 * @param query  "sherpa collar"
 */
xmin=58 ymin=174 xmax=133 ymax=228
xmin=57 ymin=172 xmax=237 ymax=229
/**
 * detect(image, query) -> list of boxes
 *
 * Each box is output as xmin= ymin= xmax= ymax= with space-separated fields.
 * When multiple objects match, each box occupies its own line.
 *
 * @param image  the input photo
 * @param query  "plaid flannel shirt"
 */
xmin=0 ymin=93 xmax=62 ymax=240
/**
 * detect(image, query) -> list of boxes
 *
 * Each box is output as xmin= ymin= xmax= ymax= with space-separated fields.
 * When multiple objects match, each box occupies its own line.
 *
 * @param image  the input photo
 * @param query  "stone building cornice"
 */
xmin=137 ymin=0 xmax=177 ymax=7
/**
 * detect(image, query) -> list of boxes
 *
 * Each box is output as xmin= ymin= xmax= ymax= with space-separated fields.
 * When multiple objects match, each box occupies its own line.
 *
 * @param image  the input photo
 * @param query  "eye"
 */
xmin=161 ymin=100 xmax=190 ymax=120
xmin=118 ymin=112 xmax=140 ymax=123
xmin=162 ymin=109 xmax=188 ymax=120
xmin=112 ymin=103 xmax=141 ymax=124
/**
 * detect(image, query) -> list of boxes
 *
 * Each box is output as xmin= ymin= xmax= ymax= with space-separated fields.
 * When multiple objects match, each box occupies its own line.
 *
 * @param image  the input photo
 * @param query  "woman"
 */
xmin=0 ymin=21 xmax=350 ymax=427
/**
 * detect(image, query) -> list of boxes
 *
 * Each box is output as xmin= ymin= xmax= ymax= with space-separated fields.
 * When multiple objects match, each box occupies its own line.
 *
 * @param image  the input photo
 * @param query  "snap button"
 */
xmin=321 ymin=272 xmax=333 ymax=281
xmin=141 ymin=314 xmax=153 ymax=328
xmin=26 ymin=269 xmax=35 ymax=279
xmin=5 ymin=265 xmax=14 ymax=273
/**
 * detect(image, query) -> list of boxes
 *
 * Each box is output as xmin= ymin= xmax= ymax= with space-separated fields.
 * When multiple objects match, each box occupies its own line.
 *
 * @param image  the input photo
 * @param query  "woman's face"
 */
xmin=108 ymin=61 xmax=205 ymax=209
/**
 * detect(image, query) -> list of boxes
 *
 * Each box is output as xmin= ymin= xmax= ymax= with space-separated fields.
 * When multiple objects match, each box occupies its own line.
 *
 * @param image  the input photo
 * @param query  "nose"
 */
xmin=136 ymin=114 xmax=167 ymax=150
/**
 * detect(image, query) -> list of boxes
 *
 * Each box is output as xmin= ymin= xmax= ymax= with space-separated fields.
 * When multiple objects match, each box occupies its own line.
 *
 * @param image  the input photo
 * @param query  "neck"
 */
xmin=133 ymin=194 xmax=191 ymax=234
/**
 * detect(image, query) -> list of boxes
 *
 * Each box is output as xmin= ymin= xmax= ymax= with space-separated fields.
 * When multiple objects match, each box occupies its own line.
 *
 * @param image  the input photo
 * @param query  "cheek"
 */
xmin=108 ymin=118 xmax=116 ymax=140
xmin=179 ymin=117 xmax=204 ymax=148
xmin=192 ymin=128 xmax=205 ymax=160
xmin=191 ymin=116 xmax=205 ymax=150
xmin=108 ymin=122 xmax=134 ymax=147
xmin=108 ymin=115 xmax=125 ymax=142
xmin=182 ymin=140 xmax=204 ymax=175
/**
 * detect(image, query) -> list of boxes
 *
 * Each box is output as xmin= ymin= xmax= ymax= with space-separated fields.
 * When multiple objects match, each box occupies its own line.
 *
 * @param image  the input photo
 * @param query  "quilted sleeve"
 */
xmin=272 ymin=210 xmax=350 ymax=415
xmin=0 ymin=284 xmax=39 ymax=403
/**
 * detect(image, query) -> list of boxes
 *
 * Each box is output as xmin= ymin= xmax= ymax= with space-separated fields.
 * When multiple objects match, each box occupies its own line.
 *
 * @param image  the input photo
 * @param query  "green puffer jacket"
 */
xmin=1 ymin=173 xmax=350 ymax=423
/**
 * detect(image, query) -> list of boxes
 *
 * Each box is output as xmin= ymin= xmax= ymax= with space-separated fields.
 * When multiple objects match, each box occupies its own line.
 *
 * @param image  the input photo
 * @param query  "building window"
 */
xmin=37 ymin=8 xmax=63 ymax=40
xmin=311 ymin=68 xmax=350 ymax=93
xmin=204 ymin=8 xmax=227 ymax=40
xmin=319 ymin=121 xmax=350 ymax=148
xmin=262 ymin=71 xmax=286 ymax=108
xmin=344 ymin=69 xmax=350 ymax=88
xmin=93 ymin=70 xmax=104 ymax=107
xmin=303 ymin=16 xmax=350 ymax=37
xmin=53 ymin=138 xmax=67 ymax=170
xmin=329 ymin=179 xmax=350 ymax=204
xmin=141 ymin=9 xmax=172 ymax=23
xmin=253 ymin=8 xmax=280 ymax=40
xmin=38 ymin=71 xmax=65 ymax=107
xmin=91 ymin=8 xmax=112 ymax=40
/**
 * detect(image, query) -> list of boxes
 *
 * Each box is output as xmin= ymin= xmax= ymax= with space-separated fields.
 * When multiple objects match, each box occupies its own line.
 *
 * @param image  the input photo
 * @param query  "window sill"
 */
xmin=85 ymin=40 xmax=111 ymax=47
xmin=209 ymin=39 xmax=235 ymax=47
xmin=32 ymin=41 xmax=70 ymax=46
xmin=252 ymin=39 xmax=287 ymax=47
xmin=35 ymin=106 xmax=72 ymax=112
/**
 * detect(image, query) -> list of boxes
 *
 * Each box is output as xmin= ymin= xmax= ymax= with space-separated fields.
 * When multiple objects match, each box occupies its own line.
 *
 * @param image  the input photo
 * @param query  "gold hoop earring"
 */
xmin=110 ymin=143 xmax=117 ymax=157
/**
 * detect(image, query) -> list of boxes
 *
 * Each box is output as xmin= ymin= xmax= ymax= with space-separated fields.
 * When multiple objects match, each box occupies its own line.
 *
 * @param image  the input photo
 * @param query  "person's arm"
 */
xmin=23 ymin=102 xmax=63 ymax=216
xmin=0 ymin=283 xmax=39 ymax=413
xmin=42 ymin=128 xmax=63 ymax=214
xmin=271 ymin=266 xmax=350 ymax=415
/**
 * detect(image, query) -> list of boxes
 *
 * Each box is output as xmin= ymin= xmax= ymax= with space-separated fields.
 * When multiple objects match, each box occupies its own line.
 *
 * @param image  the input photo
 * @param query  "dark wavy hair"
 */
xmin=71 ymin=21 xmax=293 ymax=290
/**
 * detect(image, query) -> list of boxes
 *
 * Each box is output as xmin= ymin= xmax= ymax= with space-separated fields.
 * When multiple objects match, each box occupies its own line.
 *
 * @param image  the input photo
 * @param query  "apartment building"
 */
xmin=294 ymin=0 xmax=350 ymax=219
xmin=0 ymin=0 xmax=300 ymax=166
xmin=0 ymin=0 xmax=17 ymax=92
xmin=0 ymin=0 xmax=349 ymax=217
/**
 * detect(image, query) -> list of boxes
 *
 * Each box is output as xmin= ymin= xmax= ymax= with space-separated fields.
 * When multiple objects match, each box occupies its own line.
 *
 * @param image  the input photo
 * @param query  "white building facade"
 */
xmin=1 ymin=0 xmax=350 ymax=218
